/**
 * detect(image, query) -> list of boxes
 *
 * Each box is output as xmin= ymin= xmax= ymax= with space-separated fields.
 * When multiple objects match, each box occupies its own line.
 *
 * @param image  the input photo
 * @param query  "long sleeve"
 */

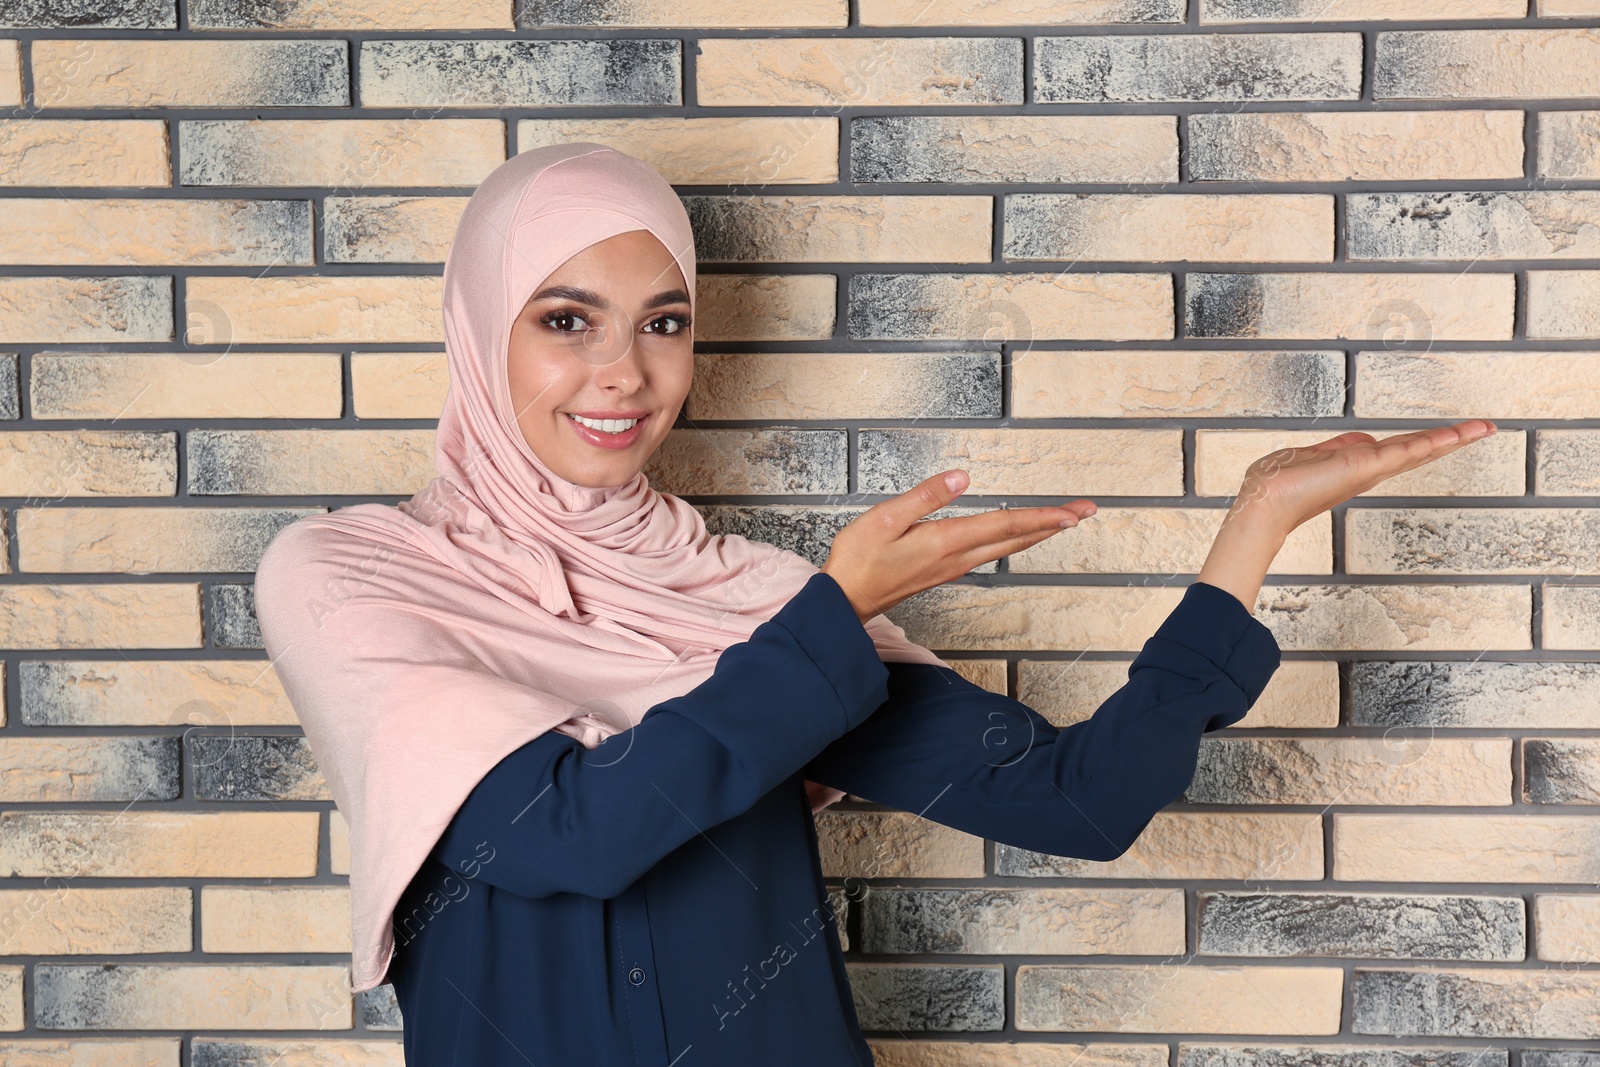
xmin=802 ymin=580 xmax=1282 ymax=862
xmin=426 ymin=570 xmax=890 ymax=900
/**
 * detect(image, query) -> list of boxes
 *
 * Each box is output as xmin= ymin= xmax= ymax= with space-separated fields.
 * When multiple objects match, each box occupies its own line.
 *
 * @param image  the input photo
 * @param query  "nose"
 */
xmin=580 ymin=318 xmax=646 ymax=393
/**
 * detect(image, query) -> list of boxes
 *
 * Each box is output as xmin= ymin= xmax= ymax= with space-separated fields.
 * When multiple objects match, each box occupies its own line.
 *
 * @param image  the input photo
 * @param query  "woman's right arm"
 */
xmin=425 ymin=569 xmax=889 ymax=900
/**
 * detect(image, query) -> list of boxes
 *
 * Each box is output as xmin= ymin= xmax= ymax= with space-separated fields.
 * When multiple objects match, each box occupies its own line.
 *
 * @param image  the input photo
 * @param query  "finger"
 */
xmin=949 ymin=520 xmax=1069 ymax=574
xmin=917 ymin=503 xmax=1084 ymax=559
xmin=864 ymin=469 xmax=970 ymax=538
xmin=1365 ymin=423 xmax=1485 ymax=477
xmin=1305 ymin=431 xmax=1377 ymax=453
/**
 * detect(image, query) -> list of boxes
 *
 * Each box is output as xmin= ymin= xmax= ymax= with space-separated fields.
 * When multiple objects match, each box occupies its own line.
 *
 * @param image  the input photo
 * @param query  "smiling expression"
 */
xmin=506 ymin=229 xmax=695 ymax=489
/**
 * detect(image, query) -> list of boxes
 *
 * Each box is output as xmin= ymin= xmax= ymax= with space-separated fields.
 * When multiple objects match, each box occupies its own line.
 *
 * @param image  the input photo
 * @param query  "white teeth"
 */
xmin=567 ymin=413 xmax=640 ymax=434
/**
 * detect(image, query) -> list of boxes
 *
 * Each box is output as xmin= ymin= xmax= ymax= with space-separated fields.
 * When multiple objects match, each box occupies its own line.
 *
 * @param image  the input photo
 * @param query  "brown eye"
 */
xmin=646 ymin=314 xmax=690 ymax=335
xmin=540 ymin=309 xmax=590 ymax=333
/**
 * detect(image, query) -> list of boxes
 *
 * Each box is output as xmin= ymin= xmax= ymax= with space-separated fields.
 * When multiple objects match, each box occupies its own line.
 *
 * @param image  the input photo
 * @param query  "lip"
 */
xmin=566 ymin=409 xmax=650 ymax=419
xmin=564 ymin=411 xmax=649 ymax=451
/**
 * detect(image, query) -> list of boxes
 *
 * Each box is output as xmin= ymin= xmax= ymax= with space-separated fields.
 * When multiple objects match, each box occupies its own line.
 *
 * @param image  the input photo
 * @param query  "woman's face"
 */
xmin=507 ymin=229 xmax=694 ymax=489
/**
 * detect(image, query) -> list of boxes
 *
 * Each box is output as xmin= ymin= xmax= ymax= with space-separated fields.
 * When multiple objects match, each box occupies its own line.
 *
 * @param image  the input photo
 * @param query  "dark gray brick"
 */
xmin=0 ymin=0 xmax=173 ymax=27
xmin=1524 ymin=739 xmax=1600 ymax=804
xmin=1353 ymin=968 xmax=1600 ymax=1038
xmin=0 ymin=354 xmax=17 ymax=419
xmin=1179 ymin=1046 xmax=1507 ymax=1067
xmin=1034 ymin=32 xmax=1360 ymax=102
xmin=360 ymin=984 xmax=403 ymax=1029
xmin=1349 ymin=661 xmax=1600 ymax=728
xmin=846 ymin=964 xmax=1004 ymax=1031
xmin=190 ymin=734 xmax=325 ymax=800
xmin=1198 ymin=891 xmax=1525 ymax=961
xmin=360 ymin=39 xmax=679 ymax=107
xmin=210 ymin=583 xmax=264 ymax=649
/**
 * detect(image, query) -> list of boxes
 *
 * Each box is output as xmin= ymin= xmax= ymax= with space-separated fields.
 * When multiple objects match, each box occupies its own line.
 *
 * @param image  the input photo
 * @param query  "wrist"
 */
xmin=1198 ymin=507 xmax=1286 ymax=614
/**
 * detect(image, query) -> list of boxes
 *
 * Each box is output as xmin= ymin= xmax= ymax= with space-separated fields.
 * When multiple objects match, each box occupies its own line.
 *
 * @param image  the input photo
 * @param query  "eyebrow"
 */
xmin=527 ymin=284 xmax=691 ymax=311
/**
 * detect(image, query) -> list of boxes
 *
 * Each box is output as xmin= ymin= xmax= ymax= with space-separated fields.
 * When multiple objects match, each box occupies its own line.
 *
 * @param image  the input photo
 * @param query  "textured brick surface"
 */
xmin=3 ymin=5 xmax=1596 ymax=1053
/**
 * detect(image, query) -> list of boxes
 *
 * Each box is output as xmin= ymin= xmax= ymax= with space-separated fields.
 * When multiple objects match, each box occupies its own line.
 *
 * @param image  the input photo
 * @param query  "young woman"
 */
xmin=253 ymin=142 xmax=1497 ymax=1066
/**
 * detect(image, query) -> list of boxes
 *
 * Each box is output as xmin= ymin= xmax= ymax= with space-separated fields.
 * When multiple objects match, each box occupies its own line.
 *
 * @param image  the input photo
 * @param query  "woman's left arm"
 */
xmin=801 ymin=579 xmax=1280 ymax=861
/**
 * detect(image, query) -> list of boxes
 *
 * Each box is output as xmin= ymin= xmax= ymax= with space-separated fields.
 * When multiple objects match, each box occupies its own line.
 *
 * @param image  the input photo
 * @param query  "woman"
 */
xmin=252 ymin=142 xmax=1497 ymax=1066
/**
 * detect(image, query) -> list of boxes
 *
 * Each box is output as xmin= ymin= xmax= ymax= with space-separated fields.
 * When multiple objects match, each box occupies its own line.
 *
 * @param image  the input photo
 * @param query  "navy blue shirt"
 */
xmin=386 ymin=571 xmax=1281 ymax=1066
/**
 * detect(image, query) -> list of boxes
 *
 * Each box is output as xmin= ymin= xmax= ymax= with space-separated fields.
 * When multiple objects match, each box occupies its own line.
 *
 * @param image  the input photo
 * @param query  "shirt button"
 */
xmin=628 ymin=967 xmax=646 ymax=986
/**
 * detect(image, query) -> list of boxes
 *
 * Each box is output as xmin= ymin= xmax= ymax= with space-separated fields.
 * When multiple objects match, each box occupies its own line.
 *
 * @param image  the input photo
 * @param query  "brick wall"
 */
xmin=2 ymin=0 xmax=1599 ymax=1063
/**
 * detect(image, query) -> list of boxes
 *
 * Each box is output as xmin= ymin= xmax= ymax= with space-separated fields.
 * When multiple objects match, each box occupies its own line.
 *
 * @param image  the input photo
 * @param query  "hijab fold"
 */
xmin=253 ymin=142 xmax=948 ymax=994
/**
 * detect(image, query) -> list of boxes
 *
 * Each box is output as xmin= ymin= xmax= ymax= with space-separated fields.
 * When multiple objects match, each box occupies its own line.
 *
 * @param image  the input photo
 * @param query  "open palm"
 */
xmin=1236 ymin=419 xmax=1499 ymax=535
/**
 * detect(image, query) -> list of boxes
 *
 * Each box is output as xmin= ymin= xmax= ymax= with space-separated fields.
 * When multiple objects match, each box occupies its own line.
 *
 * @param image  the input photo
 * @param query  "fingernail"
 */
xmin=944 ymin=471 xmax=964 ymax=491
xmin=1058 ymin=516 xmax=1077 ymax=528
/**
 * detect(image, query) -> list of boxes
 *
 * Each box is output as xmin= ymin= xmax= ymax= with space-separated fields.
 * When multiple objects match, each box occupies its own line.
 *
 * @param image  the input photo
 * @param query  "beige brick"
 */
xmin=816 ymin=810 xmax=985 ymax=879
xmin=1194 ymin=428 xmax=1526 ymax=498
xmin=0 ymin=429 xmax=177 ymax=496
xmin=0 ymin=968 xmax=19 ymax=1030
xmin=694 ymin=274 xmax=835 ymax=341
xmin=0 ymin=811 xmax=319 ymax=877
xmin=526 ymin=0 xmax=847 ymax=24
xmin=687 ymin=351 xmax=999 ymax=421
xmin=0 ymin=200 xmax=312 ymax=267
xmin=0 ymin=1040 xmax=179 ymax=1066
xmin=1534 ymin=894 xmax=1600 ymax=962
xmin=1540 ymin=110 xmax=1600 ymax=180
xmin=1203 ymin=0 xmax=1525 ymax=17
xmin=860 ymin=428 xmax=1182 ymax=497
xmin=664 ymin=429 xmax=853 ymax=495
xmin=870 ymin=1041 xmax=1167 ymax=1067
xmin=1009 ymin=506 xmax=1330 ymax=575
xmin=188 ymin=1041 xmax=399 ymax=1067
xmin=350 ymin=352 xmax=446 ymax=418
xmin=201 ymin=886 xmax=351 ymax=953
xmin=30 ymin=40 xmax=348 ymax=108
xmin=17 ymin=506 xmax=320 ymax=573
xmin=0 ymin=120 xmax=170 ymax=187
xmin=1529 ymin=269 xmax=1600 ymax=338
xmin=0 ymin=275 xmax=172 ymax=344
xmin=1188 ymin=110 xmax=1523 ymax=182
xmin=1185 ymin=272 xmax=1514 ymax=340
xmin=1544 ymin=583 xmax=1600 ymax=650
xmin=690 ymin=194 xmax=992 ymax=263
xmin=1186 ymin=738 xmax=1513 ymax=806
xmin=892 ymin=582 xmax=1188 ymax=653
xmin=1014 ymin=349 xmax=1345 ymax=420
xmin=699 ymin=37 xmax=1021 ymax=107
xmin=1378 ymin=29 xmax=1600 ymax=99
xmin=187 ymin=429 xmax=435 ymax=496
xmin=30 ymin=353 xmax=342 ymax=419
xmin=861 ymin=0 xmax=1181 ymax=24
xmin=1334 ymin=814 xmax=1600 ymax=882
xmin=851 ymin=271 xmax=1173 ymax=341
xmin=1356 ymin=350 xmax=1600 ymax=419
xmin=1348 ymin=508 xmax=1600 ymax=575
xmin=1015 ymin=964 xmax=1343 ymax=1033
xmin=33 ymin=964 xmax=350 ymax=1030
xmin=324 ymin=196 xmax=467 ymax=264
xmin=0 ymin=887 xmax=190 ymax=955
xmin=188 ymin=0 xmax=511 ymax=28
xmin=860 ymin=887 xmax=1184 ymax=955
xmin=1255 ymin=583 xmax=1530 ymax=652
xmin=0 ymin=584 xmax=200 ymax=649
xmin=1019 ymin=659 xmax=1338 ymax=730
xmin=179 ymin=119 xmax=504 ymax=187
xmin=853 ymin=115 xmax=1178 ymax=184
xmin=22 ymin=660 xmax=298 ymax=727
xmin=1004 ymin=193 xmax=1332 ymax=263
xmin=1544 ymin=0 xmax=1600 ymax=12
xmin=999 ymin=812 xmax=1324 ymax=881
xmin=0 ymin=736 xmax=175 ymax=802
xmin=183 ymin=276 xmax=440 ymax=345
xmin=330 ymin=809 xmax=350 ymax=875
xmin=1538 ymin=429 xmax=1600 ymax=495
xmin=0 ymin=41 xmax=18 ymax=107
xmin=519 ymin=117 xmax=840 ymax=185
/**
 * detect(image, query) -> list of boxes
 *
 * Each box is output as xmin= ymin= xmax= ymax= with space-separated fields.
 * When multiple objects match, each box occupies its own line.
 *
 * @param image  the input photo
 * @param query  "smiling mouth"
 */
xmin=565 ymin=412 xmax=645 ymax=434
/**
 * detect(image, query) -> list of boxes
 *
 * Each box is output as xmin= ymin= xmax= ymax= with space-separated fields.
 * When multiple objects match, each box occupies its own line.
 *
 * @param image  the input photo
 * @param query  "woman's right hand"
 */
xmin=820 ymin=470 xmax=1098 ymax=623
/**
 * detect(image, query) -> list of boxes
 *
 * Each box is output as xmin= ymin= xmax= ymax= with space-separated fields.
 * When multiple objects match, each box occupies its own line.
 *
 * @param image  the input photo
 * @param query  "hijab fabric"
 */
xmin=252 ymin=142 xmax=949 ymax=993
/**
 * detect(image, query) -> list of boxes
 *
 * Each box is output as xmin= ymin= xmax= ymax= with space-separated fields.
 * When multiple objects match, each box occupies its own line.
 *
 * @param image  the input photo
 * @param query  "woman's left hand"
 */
xmin=1229 ymin=419 xmax=1500 ymax=539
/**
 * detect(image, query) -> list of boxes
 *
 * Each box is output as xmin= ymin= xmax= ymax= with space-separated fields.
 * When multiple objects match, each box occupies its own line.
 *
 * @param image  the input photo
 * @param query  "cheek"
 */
xmin=507 ymin=341 xmax=580 ymax=414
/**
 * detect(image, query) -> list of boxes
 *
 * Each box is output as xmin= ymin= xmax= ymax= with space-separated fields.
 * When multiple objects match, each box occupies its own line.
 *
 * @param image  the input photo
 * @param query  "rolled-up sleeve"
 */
xmin=802 ymin=580 xmax=1282 ymax=861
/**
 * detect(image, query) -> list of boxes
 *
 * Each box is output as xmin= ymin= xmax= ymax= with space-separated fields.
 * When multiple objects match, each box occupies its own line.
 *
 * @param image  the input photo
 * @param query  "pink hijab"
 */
xmin=252 ymin=142 xmax=948 ymax=994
